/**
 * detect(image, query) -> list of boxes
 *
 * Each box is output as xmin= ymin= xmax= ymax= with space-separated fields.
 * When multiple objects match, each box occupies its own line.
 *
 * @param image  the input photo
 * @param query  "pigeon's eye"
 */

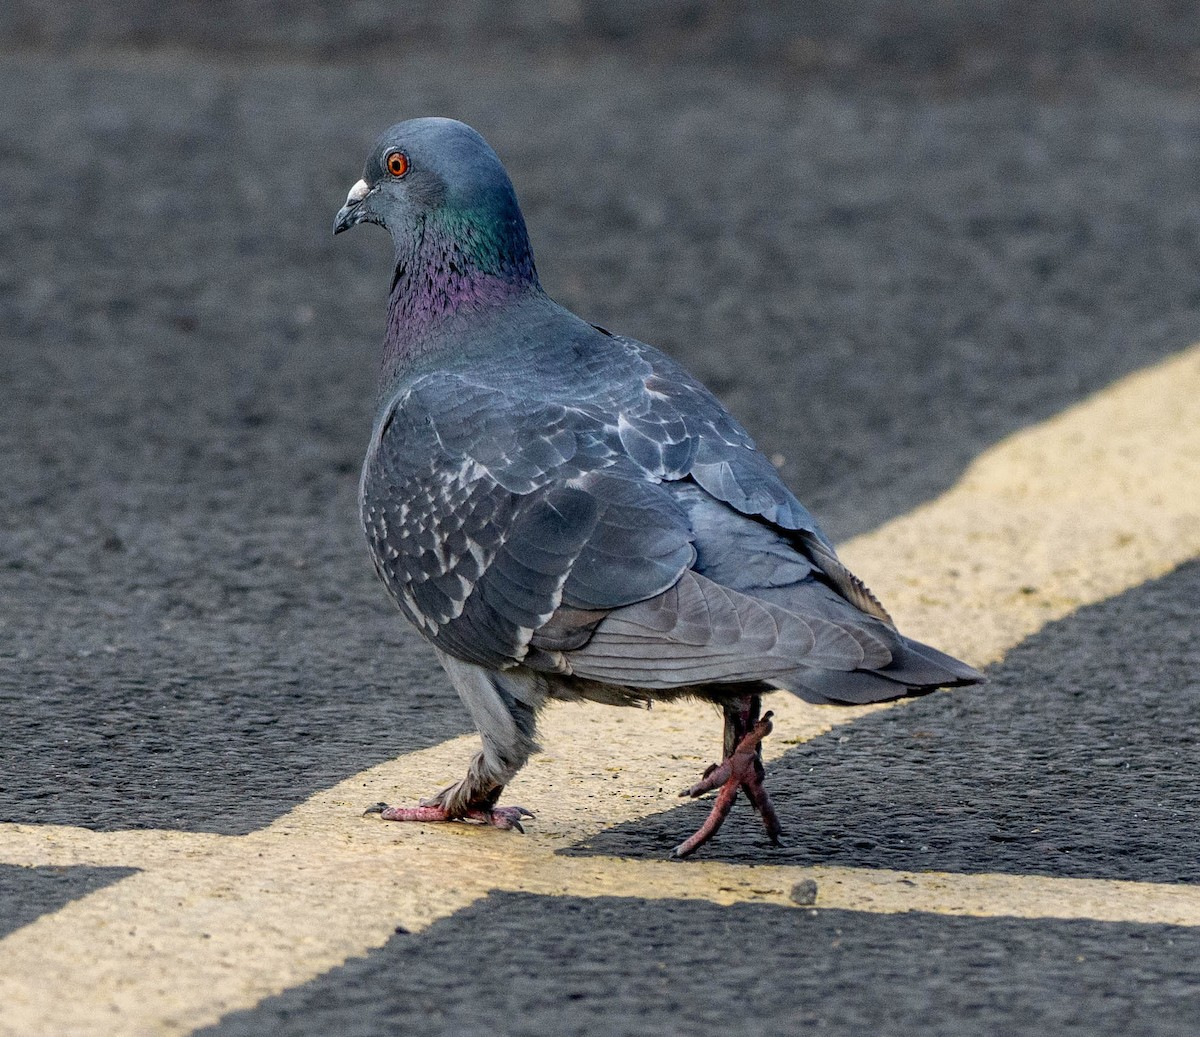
xmin=385 ymin=151 xmax=410 ymax=178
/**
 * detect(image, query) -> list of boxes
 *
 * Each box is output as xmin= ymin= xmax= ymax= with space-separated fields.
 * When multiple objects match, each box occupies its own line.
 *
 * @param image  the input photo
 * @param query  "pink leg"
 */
xmin=373 ymin=803 xmax=534 ymax=832
xmin=368 ymin=744 xmax=535 ymax=833
xmin=674 ymin=706 xmax=782 ymax=858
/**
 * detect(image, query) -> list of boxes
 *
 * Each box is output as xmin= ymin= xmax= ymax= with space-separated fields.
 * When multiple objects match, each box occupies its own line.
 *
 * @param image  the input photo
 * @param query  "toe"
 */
xmin=489 ymin=806 xmax=535 ymax=832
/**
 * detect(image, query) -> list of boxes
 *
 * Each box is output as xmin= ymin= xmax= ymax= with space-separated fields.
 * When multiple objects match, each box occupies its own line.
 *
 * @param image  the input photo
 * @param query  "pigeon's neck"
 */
xmin=382 ymin=206 xmax=541 ymax=367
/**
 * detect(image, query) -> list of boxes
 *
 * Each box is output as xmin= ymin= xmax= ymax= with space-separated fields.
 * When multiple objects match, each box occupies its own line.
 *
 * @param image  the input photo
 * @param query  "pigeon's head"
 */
xmin=333 ymin=119 xmax=533 ymax=277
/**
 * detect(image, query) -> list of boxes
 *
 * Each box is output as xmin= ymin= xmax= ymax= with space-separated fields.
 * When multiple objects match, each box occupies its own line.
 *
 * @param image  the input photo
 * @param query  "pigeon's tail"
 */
xmin=773 ymin=634 xmax=984 ymax=706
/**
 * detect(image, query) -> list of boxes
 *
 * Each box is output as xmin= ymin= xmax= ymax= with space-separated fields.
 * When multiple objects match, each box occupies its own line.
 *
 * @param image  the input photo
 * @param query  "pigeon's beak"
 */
xmin=333 ymin=179 xmax=372 ymax=235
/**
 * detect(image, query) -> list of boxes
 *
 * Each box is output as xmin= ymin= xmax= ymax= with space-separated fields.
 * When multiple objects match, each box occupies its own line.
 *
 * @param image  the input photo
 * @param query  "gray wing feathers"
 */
xmin=363 ymin=371 xmax=697 ymax=668
xmin=562 ymin=472 xmax=695 ymax=608
xmin=796 ymin=530 xmax=895 ymax=626
xmin=554 ymin=474 xmax=982 ymax=700
xmin=618 ymin=343 xmax=832 ymax=542
xmin=562 ymin=570 xmax=895 ymax=688
xmin=364 ymin=330 xmax=980 ymax=700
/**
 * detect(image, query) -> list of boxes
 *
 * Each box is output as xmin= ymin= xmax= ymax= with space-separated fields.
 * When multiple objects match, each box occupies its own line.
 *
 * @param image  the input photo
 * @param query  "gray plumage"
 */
xmin=336 ymin=118 xmax=982 ymax=825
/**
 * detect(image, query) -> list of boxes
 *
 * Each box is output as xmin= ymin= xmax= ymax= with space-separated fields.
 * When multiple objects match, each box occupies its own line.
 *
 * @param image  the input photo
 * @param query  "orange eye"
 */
xmin=385 ymin=150 xmax=409 ymax=178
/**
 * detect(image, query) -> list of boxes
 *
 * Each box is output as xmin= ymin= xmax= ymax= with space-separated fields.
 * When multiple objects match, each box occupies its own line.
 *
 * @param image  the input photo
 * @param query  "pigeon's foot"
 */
xmin=368 ymin=765 xmax=534 ymax=832
xmin=369 ymin=802 xmax=535 ymax=832
xmin=674 ymin=709 xmax=782 ymax=858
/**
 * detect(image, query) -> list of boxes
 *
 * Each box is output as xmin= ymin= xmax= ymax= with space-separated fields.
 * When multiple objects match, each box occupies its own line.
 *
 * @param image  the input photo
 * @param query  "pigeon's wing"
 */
xmin=529 ymin=334 xmax=979 ymax=697
xmin=558 ymin=482 xmax=980 ymax=700
xmin=604 ymin=336 xmax=831 ymax=542
xmin=552 ymin=568 xmax=894 ymax=688
xmin=548 ymin=474 xmax=901 ymax=689
xmin=611 ymin=337 xmax=894 ymax=623
xmin=360 ymin=370 xmax=696 ymax=669
xmin=361 ymin=330 xmax=970 ymax=695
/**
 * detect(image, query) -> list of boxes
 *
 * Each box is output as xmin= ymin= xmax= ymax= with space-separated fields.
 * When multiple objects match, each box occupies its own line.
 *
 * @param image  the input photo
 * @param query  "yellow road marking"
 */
xmin=1 ymin=343 xmax=1198 ymax=1036
xmin=838 ymin=341 xmax=1200 ymax=668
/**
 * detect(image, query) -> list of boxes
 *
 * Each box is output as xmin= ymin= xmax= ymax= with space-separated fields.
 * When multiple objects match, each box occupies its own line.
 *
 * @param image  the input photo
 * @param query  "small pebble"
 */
xmin=790 ymin=879 xmax=819 ymax=905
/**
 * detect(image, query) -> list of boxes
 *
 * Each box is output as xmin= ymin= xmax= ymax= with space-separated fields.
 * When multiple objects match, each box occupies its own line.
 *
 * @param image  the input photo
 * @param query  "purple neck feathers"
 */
xmin=382 ymin=206 xmax=540 ymax=368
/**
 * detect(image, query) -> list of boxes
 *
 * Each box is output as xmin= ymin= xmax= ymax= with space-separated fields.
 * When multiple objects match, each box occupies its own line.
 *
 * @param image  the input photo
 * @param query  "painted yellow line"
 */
xmin=837 ymin=342 xmax=1200 ymax=667
xmin=521 ymin=858 xmax=1200 ymax=928
xmin=0 ymin=344 xmax=1198 ymax=1037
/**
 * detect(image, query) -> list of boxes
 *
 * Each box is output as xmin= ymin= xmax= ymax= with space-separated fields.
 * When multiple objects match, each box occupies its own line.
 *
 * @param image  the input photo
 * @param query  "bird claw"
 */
xmin=471 ymin=805 xmax=535 ymax=832
xmin=373 ymin=801 xmax=534 ymax=833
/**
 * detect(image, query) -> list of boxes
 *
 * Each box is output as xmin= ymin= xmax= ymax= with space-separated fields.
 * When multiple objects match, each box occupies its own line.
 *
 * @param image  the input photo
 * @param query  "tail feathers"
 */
xmin=889 ymin=636 xmax=984 ymax=685
xmin=776 ymin=667 xmax=921 ymax=705
xmin=776 ymin=634 xmax=984 ymax=706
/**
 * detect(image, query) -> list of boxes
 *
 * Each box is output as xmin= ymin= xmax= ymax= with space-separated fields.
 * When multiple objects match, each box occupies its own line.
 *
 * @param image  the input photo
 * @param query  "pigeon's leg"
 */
xmin=674 ymin=694 xmax=782 ymax=858
xmin=373 ymin=653 xmax=541 ymax=832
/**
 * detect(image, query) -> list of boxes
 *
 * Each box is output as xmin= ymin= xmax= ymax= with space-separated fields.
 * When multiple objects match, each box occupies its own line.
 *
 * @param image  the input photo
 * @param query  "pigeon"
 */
xmin=334 ymin=118 xmax=983 ymax=857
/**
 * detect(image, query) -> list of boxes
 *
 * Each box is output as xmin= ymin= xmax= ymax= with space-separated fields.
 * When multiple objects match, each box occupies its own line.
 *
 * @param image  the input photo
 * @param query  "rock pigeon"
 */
xmin=334 ymin=118 xmax=983 ymax=857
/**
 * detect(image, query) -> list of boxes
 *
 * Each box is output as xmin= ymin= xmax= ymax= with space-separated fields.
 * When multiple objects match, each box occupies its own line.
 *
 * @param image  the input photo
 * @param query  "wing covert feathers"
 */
xmin=362 ymin=319 xmax=981 ymax=701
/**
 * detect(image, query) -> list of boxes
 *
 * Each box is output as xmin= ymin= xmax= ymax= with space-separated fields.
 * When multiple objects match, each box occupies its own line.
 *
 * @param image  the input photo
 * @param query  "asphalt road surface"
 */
xmin=1 ymin=5 xmax=1199 ymax=1035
